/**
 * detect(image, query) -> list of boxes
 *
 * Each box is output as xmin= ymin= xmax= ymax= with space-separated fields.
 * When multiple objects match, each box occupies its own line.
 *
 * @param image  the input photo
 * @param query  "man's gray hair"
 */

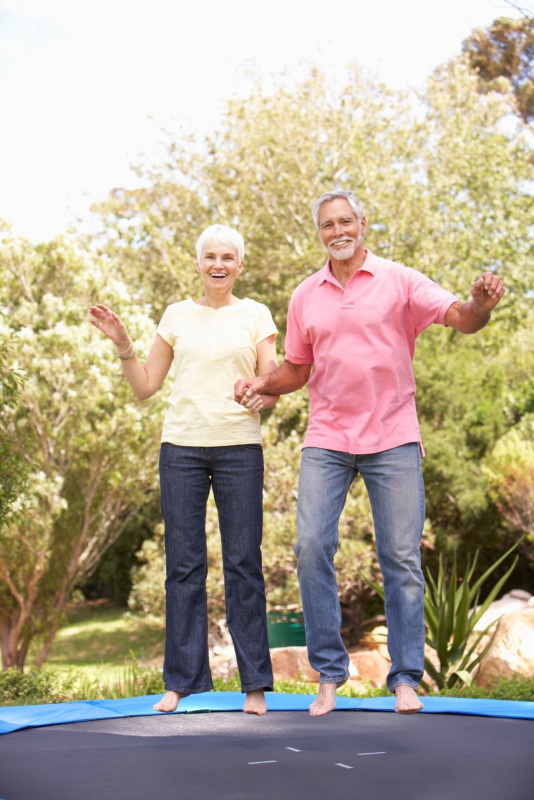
xmin=312 ymin=191 xmax=365 ymax=230
xmin=195 ymin=224 xmax=245 ymax=263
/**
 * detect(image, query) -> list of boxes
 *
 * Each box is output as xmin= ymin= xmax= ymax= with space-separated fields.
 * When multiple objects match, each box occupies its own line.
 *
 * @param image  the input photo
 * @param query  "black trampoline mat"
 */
xmin=1 ymin=710 xmax=533 ymax=800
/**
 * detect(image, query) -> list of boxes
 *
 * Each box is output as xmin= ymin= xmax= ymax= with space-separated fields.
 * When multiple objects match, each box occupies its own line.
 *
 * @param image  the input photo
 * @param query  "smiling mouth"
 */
xmin=210 ymin=273 xmax=227 ymax=278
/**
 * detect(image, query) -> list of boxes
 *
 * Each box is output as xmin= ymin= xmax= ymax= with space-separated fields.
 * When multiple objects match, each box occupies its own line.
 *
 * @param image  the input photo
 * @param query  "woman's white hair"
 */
xmin=195 ymin=224 xmax=245 ymax=263
xmin=312 ymin=191 xmax=365 ymax=229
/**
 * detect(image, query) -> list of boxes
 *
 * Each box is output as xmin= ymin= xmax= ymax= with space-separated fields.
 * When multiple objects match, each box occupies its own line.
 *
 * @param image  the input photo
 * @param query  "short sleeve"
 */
xmin=156 ymin=306 xmax=175 ymax=346
xmin=255 ymin=302 xmax=278 ymax=344
xmin=284 ymin=289 xmax=314 ymax=364
xmin=409 ymin=271 xmax=457 ymax=335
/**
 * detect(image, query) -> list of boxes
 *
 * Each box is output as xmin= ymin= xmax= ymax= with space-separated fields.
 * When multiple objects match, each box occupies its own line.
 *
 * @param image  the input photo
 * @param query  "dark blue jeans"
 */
xmin=159 ymin=442 xmax=273 ymax=695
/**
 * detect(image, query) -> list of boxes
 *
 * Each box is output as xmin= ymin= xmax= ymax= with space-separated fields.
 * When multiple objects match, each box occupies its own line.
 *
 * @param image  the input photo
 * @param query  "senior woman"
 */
xmin=90 ymin=224 xmax=278 ymax=716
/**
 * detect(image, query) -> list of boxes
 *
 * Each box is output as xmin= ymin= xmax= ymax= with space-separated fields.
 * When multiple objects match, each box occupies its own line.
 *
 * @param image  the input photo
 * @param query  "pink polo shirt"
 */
xmin=285 ymin=250 xmax=457 ymax=455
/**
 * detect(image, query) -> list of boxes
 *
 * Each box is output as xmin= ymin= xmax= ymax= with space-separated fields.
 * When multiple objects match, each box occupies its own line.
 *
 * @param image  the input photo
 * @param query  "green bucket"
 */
xmin=267 ymin=611 xmax=306 ymax=647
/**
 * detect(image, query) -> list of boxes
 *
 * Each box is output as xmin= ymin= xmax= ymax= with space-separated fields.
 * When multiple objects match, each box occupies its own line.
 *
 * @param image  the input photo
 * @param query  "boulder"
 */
xmin=347 ymin=648 xmax=390 ymax=687
xmin=209 ymin=644 xmax=238 ymax=678
xmin=476 ymin=607 xmax=534 ymax=687
xmin=358 ymin=625 xmax=388 ymax=650
xmin=270 ymin=646 xmax=319 ymax=682
xmin=474 ymin=589 xmax=533 ymax=631
xmin=269 ymin=644 xmax=393 ymax=688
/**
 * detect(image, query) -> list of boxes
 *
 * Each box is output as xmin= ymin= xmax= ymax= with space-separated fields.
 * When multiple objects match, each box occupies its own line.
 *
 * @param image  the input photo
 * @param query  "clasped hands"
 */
xmin=234 ymin=378 xmax=265 ymax=413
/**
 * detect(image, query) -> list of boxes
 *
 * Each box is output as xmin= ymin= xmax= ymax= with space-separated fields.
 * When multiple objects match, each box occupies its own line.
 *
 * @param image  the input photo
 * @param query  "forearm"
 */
xmin=257 ymin=359 xmax=311 ymax=395
xmin=259 ymin=392 xmax=280 ymax=409
xmin=120 ymin=355 xmax=158 ymax=400
xmin=446 ymin=301 xmax=492 ymax=334
xmin=115 ymin=336 xmax=169 ymax=400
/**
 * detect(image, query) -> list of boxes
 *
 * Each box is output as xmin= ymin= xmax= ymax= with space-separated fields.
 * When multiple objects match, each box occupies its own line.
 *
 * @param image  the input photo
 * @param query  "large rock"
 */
xmin=474 ymin=589 xmax=533 ymax=631
xmin=270 ymin=646 xmax=319 ymax=682
xmin=476 ymin=607 xmax=534 ymax=687
xmin=347 ymin=648 xmax=390 ymax=687
xmin=269 ymin=645 xmax=392 ymax=688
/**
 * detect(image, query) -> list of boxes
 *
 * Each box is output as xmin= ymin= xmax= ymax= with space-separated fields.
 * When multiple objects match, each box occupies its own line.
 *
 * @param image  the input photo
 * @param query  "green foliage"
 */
xmin=3 ymin=666 xmax=533 ymax=706
xmin=463 ymin=15 xmax=534 ymax=124
xmin=435 ymin=673 xmax=534 ymax=702
xmin=0 ymin=658 xmax=165 ymax=705
xmin=483 ymin=415 xmax=534 ymax=541
xmin=415 ymin=328 xmax=509 ymax=539
xmin=0 ymin=330 xmax=29 ymax=528
xmin=0 ymin=235 xmax=165 ymax=669
xmin=422 ymin=543 xmax=519 ymax=691
xmin=128 ymin=525 xmax=166 ymax=619
xmin=338 ymin=682 xmax=391 ymax=699
xmin=361 ymin=542 xmax=520 ymax=692
xmin=0 ymin=666 xmax=82 ymax=705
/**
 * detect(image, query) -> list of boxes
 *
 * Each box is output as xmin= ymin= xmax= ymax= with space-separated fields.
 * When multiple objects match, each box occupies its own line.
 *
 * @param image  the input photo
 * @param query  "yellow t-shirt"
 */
xmin=157 ymin=298 xmax=277 ymax=446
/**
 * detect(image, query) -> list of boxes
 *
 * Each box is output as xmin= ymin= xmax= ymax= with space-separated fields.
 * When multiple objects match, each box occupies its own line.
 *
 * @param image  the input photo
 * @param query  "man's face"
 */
xmin=317 ymin=198 xmax=366 ymax=261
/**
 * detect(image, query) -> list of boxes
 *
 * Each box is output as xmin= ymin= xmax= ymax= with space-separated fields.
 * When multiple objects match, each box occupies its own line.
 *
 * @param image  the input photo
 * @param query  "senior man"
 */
xmin=235 ymin=190 xmax=505 ymax=716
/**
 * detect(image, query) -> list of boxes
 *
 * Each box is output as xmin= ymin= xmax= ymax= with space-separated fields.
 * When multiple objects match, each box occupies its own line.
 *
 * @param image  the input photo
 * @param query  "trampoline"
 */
xmin=1 ymin=692 xmax=534 ymax=800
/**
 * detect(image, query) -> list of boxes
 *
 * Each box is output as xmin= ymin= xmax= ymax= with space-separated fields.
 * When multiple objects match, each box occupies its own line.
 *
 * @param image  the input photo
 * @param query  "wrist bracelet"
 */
xmin=116 ymin=342 xmax=133 ymax=356
xmin=118 ymin=350 xmax=136 ymax=360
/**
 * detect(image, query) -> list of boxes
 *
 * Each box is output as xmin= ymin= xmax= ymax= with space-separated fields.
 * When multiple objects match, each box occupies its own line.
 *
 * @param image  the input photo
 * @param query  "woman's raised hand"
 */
xmin=89 ymin=304 xmax=130 ymax=349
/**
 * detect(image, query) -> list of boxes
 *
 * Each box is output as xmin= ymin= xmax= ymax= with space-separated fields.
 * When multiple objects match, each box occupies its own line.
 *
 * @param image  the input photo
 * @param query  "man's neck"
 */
xmin=329 ymin=247 xmax=367 ymax=288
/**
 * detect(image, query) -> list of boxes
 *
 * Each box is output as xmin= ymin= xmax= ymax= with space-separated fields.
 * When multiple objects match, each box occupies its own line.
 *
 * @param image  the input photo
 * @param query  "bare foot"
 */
xmin=243 ymin=689 xmax=267 ymax=716
xmin=394 ymin=685 xmax=424 ymax=714
xmin=309 ymin=680 xmax=347 ymax=717
xmin=153 ymin=690 xmax=188 ymax=713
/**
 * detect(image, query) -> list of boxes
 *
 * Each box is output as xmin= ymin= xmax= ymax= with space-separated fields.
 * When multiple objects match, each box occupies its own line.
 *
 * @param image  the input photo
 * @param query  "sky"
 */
xmin=0 ymin=0 xmax=530 ymax=243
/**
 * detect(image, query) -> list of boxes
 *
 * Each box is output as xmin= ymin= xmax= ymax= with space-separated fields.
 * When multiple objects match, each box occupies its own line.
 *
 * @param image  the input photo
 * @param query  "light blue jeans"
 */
xmin=295 ymin=444 xmax=425 ymax=693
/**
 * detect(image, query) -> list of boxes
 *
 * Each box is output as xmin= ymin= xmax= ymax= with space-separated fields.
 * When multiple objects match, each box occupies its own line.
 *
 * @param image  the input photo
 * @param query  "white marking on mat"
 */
xmin=335 ymin=763 xmax=354 ymax=769
xmin=248 ymin=761 xmax=277 ymax=765
xmin=285 ymin=747 xmax=301 ymax=752
xmin=358 ymin=751 xmax=386 ymax=756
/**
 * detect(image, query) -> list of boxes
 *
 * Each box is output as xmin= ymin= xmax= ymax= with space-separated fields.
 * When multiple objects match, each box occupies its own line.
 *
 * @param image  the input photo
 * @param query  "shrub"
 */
xmin=0 ymin=667 xmax=81 ymax=705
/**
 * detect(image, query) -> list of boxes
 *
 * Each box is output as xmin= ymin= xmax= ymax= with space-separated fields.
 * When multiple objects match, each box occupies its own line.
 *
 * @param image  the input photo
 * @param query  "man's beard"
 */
xmin=326 ymin=231 xmax=364 ymax=261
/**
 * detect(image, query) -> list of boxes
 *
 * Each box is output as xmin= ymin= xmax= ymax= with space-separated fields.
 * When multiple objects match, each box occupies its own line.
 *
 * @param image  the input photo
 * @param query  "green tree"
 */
xmin=463 ymin=15 xmax=534 ymax=124
xmin=484 ymin=415 xmax=534 ymax=547
xmin=0 ymin=234 xmax=165 ymax=669
xmin=0 ymin=330 xmax=29 ymax=528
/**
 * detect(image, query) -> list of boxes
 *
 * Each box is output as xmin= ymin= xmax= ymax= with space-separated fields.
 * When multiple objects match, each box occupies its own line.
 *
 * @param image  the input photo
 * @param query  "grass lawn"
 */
xmin=27 ymin=601 xmax=165 ymax=682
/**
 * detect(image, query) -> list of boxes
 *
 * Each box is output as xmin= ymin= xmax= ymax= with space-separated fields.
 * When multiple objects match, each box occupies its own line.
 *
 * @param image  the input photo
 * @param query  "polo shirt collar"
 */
xmin=318 ymin=249 xmax=378 ymax=285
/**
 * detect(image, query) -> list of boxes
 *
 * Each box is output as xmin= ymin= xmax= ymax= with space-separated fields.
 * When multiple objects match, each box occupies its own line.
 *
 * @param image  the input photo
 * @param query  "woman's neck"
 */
xmin=195 ymin=291 xmax=241 ymax=309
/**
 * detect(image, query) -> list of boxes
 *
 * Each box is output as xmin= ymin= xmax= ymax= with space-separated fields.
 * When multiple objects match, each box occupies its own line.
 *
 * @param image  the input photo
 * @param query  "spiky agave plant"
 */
xmin=360 ymin=540 xmax=521 ymax=692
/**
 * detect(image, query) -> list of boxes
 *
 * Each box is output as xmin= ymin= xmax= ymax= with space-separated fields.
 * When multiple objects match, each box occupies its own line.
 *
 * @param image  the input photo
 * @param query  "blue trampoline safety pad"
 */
xmin=1 ymin=692 xmax=533 ymax=735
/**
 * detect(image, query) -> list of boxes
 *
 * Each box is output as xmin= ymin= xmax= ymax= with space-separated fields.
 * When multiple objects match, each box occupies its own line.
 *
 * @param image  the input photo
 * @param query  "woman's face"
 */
xmin=197 ymin=239 xmax=243 ymax=291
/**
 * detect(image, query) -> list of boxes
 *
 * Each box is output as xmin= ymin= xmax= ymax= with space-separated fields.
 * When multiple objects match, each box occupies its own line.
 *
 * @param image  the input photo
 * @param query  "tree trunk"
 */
xmin=0 ymin=618 xmax=27 ymax=670
xmin=34 ymin=604 xmax=67 ymax=668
